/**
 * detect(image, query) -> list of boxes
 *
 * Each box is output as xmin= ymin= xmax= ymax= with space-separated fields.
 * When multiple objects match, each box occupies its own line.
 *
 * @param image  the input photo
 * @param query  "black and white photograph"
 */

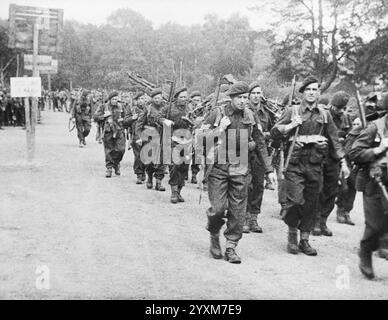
xmin=0 ymin=0 xmax=387 ymax=301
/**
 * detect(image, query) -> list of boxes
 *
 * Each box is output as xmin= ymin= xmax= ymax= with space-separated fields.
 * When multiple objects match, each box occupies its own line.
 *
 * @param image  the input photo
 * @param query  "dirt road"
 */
xmin=0 ymin=111 xmax=387 ymax=299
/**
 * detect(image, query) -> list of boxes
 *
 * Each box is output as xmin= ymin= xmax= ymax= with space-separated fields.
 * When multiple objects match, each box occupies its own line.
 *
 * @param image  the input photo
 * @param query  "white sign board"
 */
xmin=10 ymin=77 xmax=42 ymax=98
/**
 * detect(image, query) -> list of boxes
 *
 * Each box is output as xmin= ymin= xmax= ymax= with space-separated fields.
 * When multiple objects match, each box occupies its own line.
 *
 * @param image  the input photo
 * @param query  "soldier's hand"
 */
xmin=219 ymin=116 xmax=231 ymax=131
xmin=266 ymin=172 xmax=277 ymax=186
xmin=136 ymin=139 xmax=143 ymax=146
xmin=340 ymin=161 xmax=350 ymax=179
xmin=248 ymin=141 xmax=256 ymax=151
xmin=292 ymin=115 xmax=302 ymax=127
xmin=132 ymin=114 xmax=138 ymax=120
xmin=163 ymin=119 xmax=174 ymax=127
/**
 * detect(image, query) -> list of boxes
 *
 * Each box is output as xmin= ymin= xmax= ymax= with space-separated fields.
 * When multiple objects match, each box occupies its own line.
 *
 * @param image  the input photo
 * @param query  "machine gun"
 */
xmin=260 ymin=96 xmax=285 ymax=121
xmin=127 ymin=71 xmax=169 ymax=101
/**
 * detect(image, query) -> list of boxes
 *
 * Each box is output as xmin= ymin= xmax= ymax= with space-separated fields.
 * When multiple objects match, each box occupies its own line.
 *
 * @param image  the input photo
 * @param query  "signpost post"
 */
xmin=8 ymin=4 xmax=63 ymax=162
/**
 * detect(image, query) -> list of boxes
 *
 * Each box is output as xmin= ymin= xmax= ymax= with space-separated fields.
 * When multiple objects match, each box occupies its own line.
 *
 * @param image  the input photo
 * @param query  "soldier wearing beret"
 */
xmin=199 ymin=81 xmax=269 ymax=263
xmin=124 ymin=91 xmax=147 ymax=184
xmin=313 ymin=91 xmax=352 ymax=236
xmin=156 ymin=86 xmax=192 ymax=203
xmin=244 ymin=81 xmax=276 ymax=233
xmin=70 ymin=90 xmax=92 ymax=148
xmin=135 ymin=88 xmax=166 ymax=191
xmin=270 ymin=76 xmax=347 ymax=256
xmin=94 ymin=91 xmax=127 ymax=177
xmin=348 ymin=93 xmax=388 ymax=279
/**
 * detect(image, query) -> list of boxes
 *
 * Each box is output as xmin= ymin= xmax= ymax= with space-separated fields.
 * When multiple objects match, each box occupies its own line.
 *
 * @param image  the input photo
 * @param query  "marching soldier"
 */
xmin=94 ymin=91 xmax=126 ymax=178
xmin=270 ymin=76 xmax=346 ymax=256
xmin=126 ymin=92 xmax=147 ymax=184
xmin=135 ymin=88 xmax=166 ymax=192
xmin=349 ymin=93 xmax=388 ymax=279
xmin=313 ymin=91 xmax=351 ymax=236
xmin=70 ymin=90 xmax=92 ymax=148
xmin=200 ymin=81 xmax=269 ymax=263
xmin=157 ymin=86 xmax=192 ymax=204
xmin=244 ymin=82 xmax=276 ymax=233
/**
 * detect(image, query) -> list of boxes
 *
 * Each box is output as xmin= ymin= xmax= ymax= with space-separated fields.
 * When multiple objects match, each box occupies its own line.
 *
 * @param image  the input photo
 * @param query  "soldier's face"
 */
xmin=192 ymin=96 xmax=201 ymax=106
xmin=303 ymin=83 xmax=320 ymax=104
xmin=249 ymin=87 xmax=262 ymax=105
xmin=177 ymin=91 xmax=187 ymax=104
xmin=138 ymin=95 xmax=146 ymax=105
xmin=332 ymin=105 xmax=346 ymax=116
xmin=352 ymin=117 xmax=361 ymax=129
xmin=110 ymin=96 xmax=118 ymax=105
xmin=153 ymin=94 xmax=162 ymax=105
xmin=231 ymin=93 xmax=249 ymax=110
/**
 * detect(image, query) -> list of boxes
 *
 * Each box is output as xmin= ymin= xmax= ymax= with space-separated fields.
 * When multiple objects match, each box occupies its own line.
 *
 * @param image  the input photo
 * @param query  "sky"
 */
xmin=0 ymin=0 xmax=279 ymax=30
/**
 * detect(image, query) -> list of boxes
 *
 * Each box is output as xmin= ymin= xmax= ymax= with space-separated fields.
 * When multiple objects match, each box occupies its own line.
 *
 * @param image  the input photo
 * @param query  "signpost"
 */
xmin=8 ymin=4 xmax=63 ymax=162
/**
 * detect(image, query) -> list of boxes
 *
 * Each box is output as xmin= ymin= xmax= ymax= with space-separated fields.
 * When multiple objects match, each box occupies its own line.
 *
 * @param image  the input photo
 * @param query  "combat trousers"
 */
xmin=75 ymin=115 xmax=91 ymax=142
xmin=206 ymin=164 xmax=248 ymax=244
xmin=247 ymin=153 xmax=265 ymax=214
xmin=361 ymin=187 xmax=388 ymax=252
xmin=131 ymin=141 xmax=145 ymax=176
xmin=283 ymin=157 xmax=323 ymax=232
xmin=336 ymin=168 xmax=357 ymax=212
xmin=103 ymin=131 xmax=126 ymax=169
xmin=168 ymin=163 xmax=189 ymax=187
xmin=146 ymin=163 xmax=166 ymax=181
xmin=317 ymin=157 xmax=340 ymax=220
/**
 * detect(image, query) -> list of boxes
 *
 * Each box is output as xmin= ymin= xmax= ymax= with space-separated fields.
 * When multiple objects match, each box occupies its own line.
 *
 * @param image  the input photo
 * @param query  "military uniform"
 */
xmin=156 ymin=87 xmax=192 ymax=203
xmin=72 ymin=93 xmax=92 ymax=146
xmin=201 ymin=81 xmax=266 ymax=263
xmin=94 ymin=92 xmax=126 ymax=176
xmin=245 ymin=82 xmax=275 ymax=233
xmin=313 ymin=91 xmax=352 ymax=236
xmin=349 ymin=107 xmax=388 ymax=278
xmin=270 ymin=76 xmax=344 ymax=256
xmin=135 ymin=89 xmax=166 ymax=191
xmin=126 ymin=93 xmax=146 ymax=183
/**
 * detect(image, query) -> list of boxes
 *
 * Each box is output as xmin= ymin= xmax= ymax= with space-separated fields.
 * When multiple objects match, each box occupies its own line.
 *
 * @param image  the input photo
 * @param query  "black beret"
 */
xmin=248 ymin=81 xmax=261 ymax=93
xmin=318 ymin=97 xmax=330 ymax=106
xmin=377 ymin=93 xmax=388 ymax=111
xmin=299 ymin=76 xmax=319 ymax=93
xmin=174 ymin=86 xmax=187 ymax=99
xmin=134 ymin=91 xmax=146 ymax=100
xmin=331 ymin=91 xmax=350 ymax=108
xmin=108 ymin=91 xmax=119 ymax=100
xmin=190 ymin=90 xmax=201 ymax=98
xmin=227 ymin=81 xmax=249 ymax=97
xmin=150 ymin=88 xmax=163 ymax=98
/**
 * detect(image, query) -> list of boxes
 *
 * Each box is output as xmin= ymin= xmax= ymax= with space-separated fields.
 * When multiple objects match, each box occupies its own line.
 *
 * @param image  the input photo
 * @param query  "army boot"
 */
xmin=82 ymin=139 xmax=87 ymax=146
xmin=136 ymin=175 xmax=143 ymax=184
xmin=224 ymin=241 xmax=241 ymax=264
xmin=287 ymin=227 xmax=299 ymax=254
xmin=336 ymin=207 xmax=346 ymax=224
xmin=146 ymin=174 xmax=153 ymax=189
xmin=344 ymin=212 xmax=355 ymax=226
xmin=249 ymin=213 xmax=263 ymax=233
xmin=170 ymin=185 xmax=179 ymax=204
xmin=242 ymin=214 xmax=250 ymax=233
xmin=177 ymin=186 xmax=185 ymax=202
xmin=299 ymin=232 xmax=317 ymax=256
xmin=209 ymin=232 xmax=223 ymax=259
xmin=155 ymin=179 xmax=166 ymax=192
xmin=377 ymin=234 xmax=388 ymax=260
xmin=359 ymin=245 xmax=375 ymax=279
xmin=105 ymin=168 xmax=112 ymax=178
xmin=114 ymin=164 xmax=120 ymax=176
xmin=79 ymin=140 xmax=84 ymax=148
xmin=312 ymin=217 xmax=322 ymax=236
xmin=320 ymin=217 xmax=333 ymax=236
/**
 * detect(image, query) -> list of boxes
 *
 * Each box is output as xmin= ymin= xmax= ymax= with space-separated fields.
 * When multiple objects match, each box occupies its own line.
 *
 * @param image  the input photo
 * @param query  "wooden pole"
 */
xmin=16 ymin=54 xmax=20 ymax=77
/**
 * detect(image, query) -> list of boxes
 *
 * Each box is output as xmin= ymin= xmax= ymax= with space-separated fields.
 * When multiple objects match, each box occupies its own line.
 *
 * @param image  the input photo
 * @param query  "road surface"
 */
xmin=0 ymin=110 xmax=387 ymax=299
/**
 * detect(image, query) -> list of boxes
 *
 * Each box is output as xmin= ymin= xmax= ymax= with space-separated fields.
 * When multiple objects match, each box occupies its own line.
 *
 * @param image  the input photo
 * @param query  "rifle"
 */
xmin=356 ymin=90 xmax=367 ymax=128
xmin=165 ymin=79 xmax=176 ymax=120
xmin=282 ymin=75 xmax=298 ymax=174
xmin=199 ymin=75 xmax=223 ymax=204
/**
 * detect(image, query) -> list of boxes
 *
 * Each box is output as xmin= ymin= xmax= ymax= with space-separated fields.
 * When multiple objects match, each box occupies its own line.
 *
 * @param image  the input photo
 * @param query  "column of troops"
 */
xmin=68 ymin=76 xmax=388 ymax=279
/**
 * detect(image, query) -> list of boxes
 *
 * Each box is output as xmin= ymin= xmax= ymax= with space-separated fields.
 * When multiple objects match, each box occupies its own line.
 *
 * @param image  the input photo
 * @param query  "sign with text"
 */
xmin=8 ymin=4 xmax=64 ymax=53
xmin=10 ymin=77 xmax=42 ymax=98
xmin=24 ymin=55 xmax=58 ymax=74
